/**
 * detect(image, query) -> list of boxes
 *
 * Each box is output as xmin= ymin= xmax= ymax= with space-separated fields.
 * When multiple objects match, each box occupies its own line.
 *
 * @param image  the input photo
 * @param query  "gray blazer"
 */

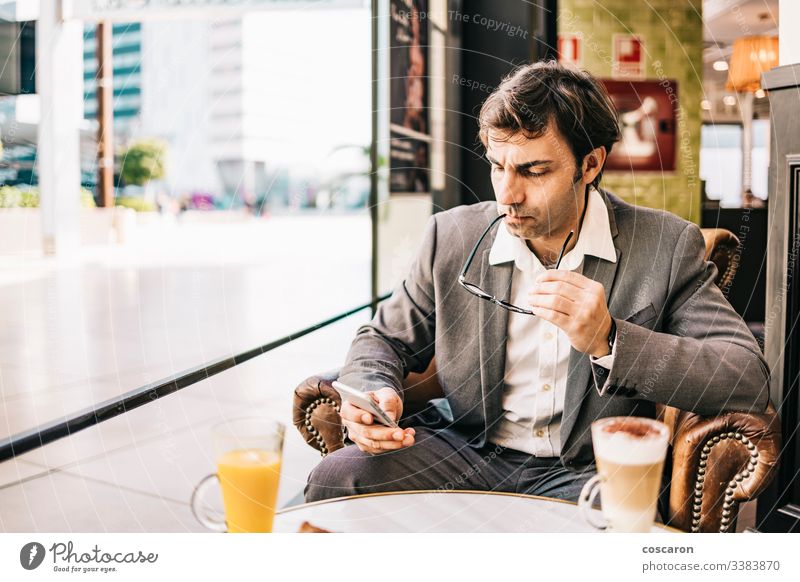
xmin=338 ymin=189 xmax=771 ymax=468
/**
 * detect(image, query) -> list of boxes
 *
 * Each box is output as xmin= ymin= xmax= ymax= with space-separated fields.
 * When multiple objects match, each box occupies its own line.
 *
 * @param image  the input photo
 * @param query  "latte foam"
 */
xmin=592 ymin=418 xmax=669 ymax=465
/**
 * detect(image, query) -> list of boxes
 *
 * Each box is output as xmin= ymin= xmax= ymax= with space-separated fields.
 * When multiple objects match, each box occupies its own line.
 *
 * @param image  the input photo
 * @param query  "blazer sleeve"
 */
xmin=336 ymin=215 xmax=438 ymax=401
xmin=590 ymin=222 xmax=770 ymax=415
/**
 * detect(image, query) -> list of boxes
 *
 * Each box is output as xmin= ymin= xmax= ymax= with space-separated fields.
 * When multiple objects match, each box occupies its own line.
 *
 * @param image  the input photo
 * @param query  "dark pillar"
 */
xmin=96 ymin=21 xmax=115 ymax=208
xmin=446 ymin=0 xmax=556 ymax=207
xmin=759 ymin=63 xmax=800 ymax=533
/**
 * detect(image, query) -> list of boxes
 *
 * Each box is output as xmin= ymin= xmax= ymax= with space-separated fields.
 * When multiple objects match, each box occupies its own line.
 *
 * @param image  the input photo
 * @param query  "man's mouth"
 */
xmin=505 ymin=214 xmax=533 ymax=223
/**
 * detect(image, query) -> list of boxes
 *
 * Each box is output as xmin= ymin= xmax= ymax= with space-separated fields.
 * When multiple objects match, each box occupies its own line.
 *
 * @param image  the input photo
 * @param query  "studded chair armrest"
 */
xmin=700 ymin=228 xmax=740 ymax=299
xmin=292 ymin=371 xmax=345 ymax=457
xmin=665 ymin=402 xmax=781 ymax=533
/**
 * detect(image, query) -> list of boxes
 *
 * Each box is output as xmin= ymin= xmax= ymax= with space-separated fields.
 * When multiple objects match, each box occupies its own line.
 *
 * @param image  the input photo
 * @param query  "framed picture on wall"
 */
xmin=389 ymin=136 xmax=429 ymax=193
xmin=601 ymin=79 xmax=678 ymax=172
xmin=389 ymin=0 xmax=430 ymax=194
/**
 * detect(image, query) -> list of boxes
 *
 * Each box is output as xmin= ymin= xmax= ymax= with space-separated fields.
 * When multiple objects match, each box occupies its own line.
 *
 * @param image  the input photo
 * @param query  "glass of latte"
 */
xmin=578 ymin=416 xmax=671 ymax=533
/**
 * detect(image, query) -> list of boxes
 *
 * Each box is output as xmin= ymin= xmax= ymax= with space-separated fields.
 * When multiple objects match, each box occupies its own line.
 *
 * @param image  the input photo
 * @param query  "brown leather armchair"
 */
xmin=293 ymin=228 xmax=781 ymax=533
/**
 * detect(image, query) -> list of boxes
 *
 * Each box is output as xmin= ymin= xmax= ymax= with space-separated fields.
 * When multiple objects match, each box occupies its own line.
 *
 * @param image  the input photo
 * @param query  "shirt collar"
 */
xmin=488 ymin=186 xmax=617 ymax=269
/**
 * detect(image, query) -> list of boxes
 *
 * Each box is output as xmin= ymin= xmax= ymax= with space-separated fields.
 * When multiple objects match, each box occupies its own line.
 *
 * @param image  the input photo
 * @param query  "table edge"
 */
xmin=277 ymin=489 xmax=684 ymax=533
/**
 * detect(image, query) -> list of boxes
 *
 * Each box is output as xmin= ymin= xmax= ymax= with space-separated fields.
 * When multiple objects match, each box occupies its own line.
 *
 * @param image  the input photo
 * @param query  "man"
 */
xmin=305 ymin=61 xmax=770 ymax=504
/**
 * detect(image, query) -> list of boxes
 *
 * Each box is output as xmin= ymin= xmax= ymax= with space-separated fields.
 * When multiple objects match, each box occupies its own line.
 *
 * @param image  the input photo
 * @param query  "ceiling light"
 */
xmin=700 ymin=100 xmax=711 ymax=110
xmin=726 ymin=36 xmax=779 ymax=93
xmin=755 ymin=89 xmax=766 ymax=98
xmin=713 ymin=60 xmax=729 ymax=71
xmin=723 ymin=95 xmax=737 ymax=107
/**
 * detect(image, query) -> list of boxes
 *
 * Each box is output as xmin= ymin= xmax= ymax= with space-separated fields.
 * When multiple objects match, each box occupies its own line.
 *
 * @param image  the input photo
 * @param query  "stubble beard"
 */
xmin=505 ymin=217 xmax=548 ymax=240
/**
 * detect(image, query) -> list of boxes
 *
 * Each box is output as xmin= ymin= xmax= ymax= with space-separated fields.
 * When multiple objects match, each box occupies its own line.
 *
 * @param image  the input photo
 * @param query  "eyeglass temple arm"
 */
xmin=459 ymin=213 xmax=507 ymax=280
xmin=554 ymin=230 xmax=575 ymax=269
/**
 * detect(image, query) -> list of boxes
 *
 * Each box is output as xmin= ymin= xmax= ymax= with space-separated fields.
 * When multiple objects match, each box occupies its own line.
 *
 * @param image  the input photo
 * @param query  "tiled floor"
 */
xmin=0 ymin=212 xmax=370 ymax=532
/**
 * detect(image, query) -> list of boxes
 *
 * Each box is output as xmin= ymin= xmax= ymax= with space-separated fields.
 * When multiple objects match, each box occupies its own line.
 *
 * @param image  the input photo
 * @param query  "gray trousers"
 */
xmin=304 ymin=426 xmax=598 ymax=504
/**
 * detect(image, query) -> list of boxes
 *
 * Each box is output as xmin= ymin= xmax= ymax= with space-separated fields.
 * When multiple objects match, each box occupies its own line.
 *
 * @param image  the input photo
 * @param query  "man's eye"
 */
xmin=525 ymin=171 xmax=547 ymax=178
xmin=491 ymin=165 xmax=504 ymax=172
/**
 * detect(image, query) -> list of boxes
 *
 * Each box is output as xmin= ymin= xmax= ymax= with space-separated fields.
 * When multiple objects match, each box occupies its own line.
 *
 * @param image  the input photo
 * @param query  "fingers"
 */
xmin=373 ymin=387 xmax=403 ymax=422
xmin=535 ymin=269 xmax=592 ymax=288
xmin=340 ymin=388 xmax=403 ymax=425
xmin=357 ymin=422 xmax=406 ymax=443
xmin=529 ymin=277 xmax=606 ymax=319
xmin=528 ymin=292 xmax=573 ymax=316
xmin=340 ymin=400 xmax=372 ymax=425
xmin=346 ymin=422 xmax=415 ymax=454
xmin=529 ymin=280 xmax=581 ymax=302
xmin=345 ymin=420 xmax=415 ymax=454
xmin=339 ymin=388 xmax=414 ymax=455
xmin=529 ymin=305 xmax=567 ymax=328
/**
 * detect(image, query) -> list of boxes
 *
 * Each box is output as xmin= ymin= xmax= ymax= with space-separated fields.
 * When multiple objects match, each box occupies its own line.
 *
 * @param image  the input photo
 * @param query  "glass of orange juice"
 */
xmin=191 ymin=417 xmax=285 ymax=533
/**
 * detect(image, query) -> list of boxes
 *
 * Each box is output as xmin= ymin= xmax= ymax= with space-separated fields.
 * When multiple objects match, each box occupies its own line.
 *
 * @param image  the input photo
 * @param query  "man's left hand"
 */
xmin=527 ymin=270 xmax=613 ymax=358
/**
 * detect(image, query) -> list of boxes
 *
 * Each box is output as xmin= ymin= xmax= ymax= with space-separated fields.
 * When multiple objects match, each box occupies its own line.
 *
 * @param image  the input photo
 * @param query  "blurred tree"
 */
xmin=120 ymin=139 xmax=167 ymax=187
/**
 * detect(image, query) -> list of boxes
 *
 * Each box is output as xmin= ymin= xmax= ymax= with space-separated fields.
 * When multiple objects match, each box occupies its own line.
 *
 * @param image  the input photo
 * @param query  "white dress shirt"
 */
xmin=486 ymin=187 xmax=618 ymax=456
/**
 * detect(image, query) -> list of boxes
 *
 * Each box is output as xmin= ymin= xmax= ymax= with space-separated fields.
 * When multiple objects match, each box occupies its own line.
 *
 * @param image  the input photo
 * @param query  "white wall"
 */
xmin=779 ymin=0 xmax=800 ymax=66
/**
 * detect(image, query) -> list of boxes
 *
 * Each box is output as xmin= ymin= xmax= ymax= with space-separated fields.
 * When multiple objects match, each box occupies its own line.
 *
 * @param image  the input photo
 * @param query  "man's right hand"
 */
xmin=340 ymin=387 xmax=415 ymax=455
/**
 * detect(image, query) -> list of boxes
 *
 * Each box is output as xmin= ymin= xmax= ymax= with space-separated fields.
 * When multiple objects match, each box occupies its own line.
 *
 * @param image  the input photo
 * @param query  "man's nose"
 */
xmin=495 ymin=171 xmax=525 ymax=208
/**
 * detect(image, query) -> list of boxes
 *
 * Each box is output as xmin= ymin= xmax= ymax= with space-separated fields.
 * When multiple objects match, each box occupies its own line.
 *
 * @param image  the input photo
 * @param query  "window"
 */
xmin=700 ymin=121 xmax=770 ymax=207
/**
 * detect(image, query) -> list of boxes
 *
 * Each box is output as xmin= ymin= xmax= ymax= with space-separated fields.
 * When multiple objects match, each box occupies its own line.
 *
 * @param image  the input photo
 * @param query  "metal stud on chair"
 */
xmin=303 ymin=396 xmax=343 ymax=458
xmin=690 ymin=431 xmax=759 ymax=532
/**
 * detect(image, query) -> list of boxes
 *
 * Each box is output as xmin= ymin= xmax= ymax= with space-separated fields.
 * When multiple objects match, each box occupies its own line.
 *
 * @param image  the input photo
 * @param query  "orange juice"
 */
xmin=217 ymin=448 xmax=282 ymax=533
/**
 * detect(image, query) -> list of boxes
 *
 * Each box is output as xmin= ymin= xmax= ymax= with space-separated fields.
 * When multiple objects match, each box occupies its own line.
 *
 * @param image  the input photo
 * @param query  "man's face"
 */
xmin=486 ymin=123 xmax=585 ymax=241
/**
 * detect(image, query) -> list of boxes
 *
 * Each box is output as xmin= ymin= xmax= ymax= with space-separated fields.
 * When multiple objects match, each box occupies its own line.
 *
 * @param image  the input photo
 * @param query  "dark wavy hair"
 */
xmin=478 ymin=60 xmax=621 ymax=189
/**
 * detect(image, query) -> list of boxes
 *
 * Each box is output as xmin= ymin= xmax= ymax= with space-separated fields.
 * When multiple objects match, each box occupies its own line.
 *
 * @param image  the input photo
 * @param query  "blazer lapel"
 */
xmin=559 ymin=248 xmax=622 ymax=450
xmin=560 ymin=189 xmax=623 ymax=451
xmin=477 ymin=247 xmax=512 ymax=442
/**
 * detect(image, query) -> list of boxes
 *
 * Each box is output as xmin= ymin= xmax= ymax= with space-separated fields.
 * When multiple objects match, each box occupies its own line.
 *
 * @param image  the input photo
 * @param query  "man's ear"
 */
xmin=581 ymin=146 xmax=607 ymax=185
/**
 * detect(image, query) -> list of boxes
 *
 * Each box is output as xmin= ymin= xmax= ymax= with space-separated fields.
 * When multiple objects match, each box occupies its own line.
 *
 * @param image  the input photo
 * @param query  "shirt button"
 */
xmin=544 ymin=332 xmax=553 ymax=340
xmin=534 ymin=429 xmax=545 ymax=438
xmin=542 ymin=383 xmax=551 ymax=392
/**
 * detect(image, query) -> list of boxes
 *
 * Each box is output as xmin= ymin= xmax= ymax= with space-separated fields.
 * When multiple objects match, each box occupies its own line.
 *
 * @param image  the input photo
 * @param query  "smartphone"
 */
xmin=331 ymin=381 xmax=400 ymax=429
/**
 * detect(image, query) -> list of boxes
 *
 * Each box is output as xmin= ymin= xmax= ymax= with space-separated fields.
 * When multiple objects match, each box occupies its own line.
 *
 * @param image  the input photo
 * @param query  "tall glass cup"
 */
xmin=578 ymin=416 xmax=670 ymax=533
xmin=191 ymin=417 xmax=285 ymax=533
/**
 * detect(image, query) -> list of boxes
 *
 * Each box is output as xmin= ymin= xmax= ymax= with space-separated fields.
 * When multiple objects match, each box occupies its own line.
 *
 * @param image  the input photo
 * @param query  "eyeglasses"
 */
xmin=458 ymin=214 xmax=574 ymax=315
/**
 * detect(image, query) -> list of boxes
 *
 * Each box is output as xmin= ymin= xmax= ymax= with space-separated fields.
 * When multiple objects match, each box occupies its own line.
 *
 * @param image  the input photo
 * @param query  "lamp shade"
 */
xmin=726 ymin=36 xmax=779 ymax=93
